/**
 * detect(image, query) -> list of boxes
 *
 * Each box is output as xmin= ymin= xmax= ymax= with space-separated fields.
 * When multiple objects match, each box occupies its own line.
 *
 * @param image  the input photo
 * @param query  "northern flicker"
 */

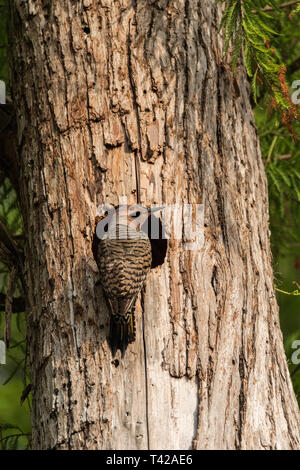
xmin=96 ymin=205 xmax=161 ymax=357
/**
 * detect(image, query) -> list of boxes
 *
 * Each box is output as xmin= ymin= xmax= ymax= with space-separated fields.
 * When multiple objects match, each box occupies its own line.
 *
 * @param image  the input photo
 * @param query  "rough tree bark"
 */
xmin=9 ymin=0 xmax=300 ymax=450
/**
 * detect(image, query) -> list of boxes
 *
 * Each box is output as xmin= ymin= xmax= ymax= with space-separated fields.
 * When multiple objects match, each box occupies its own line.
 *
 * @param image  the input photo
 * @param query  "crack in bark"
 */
xmin=141 ymin=288 xmax=150 ymax=450
xmin=127 ymin=18 xmax=142 ymax=204
xmin=211 ymin=265 xmax=218 ymax=297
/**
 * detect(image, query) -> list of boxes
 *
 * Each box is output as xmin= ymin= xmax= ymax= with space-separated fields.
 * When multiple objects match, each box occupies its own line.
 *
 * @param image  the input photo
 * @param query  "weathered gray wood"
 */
xmin=9 ymin=0 xmax=300 ymax=449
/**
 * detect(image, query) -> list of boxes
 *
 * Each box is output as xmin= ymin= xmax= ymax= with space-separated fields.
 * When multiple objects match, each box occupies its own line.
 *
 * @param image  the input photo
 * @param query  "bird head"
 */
xmin=96 ymin=204 xmax=164 ymax=240
xmin=116 ymin=204 xmax=163 ymax=224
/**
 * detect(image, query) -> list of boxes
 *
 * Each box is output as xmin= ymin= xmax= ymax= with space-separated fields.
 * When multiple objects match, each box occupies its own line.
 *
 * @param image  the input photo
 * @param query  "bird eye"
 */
xmin=131 ymin=211 xmax=141 ymax=218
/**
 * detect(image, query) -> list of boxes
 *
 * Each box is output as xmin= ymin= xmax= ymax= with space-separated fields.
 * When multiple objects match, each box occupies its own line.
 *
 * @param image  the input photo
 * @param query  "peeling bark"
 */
xmin=9 ymin=0 xmax=300 ymax=450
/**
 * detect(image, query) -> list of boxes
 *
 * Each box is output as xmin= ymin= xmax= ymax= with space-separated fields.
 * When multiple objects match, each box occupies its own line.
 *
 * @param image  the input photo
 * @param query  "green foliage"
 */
xmin=0 ymin=178 xmax=22 ymax=235
xmin=263 ymin=141 xmax=300 ymax=258
xmin=276 ymin=254 xmax=300 ymax=405
xmin=292 ymin=2 xmax=300 ymax=14
xmin=221 ymin=0 xmax=300 ymax=405
xmin=0 ymin=178 xmax=30 ymax=450
xmin=252 ymin=0 xmax=300 ymax=257
xmin=285 ymin=329 xmax=300 ymax=404
xmin=219 ymin=0 xmax=300 ymax=127
xmin=243 ymin=2 xmax=300 ymax=403
xmin=0 ymin=424 xmax=31 ymax=450
xmin=0 ymin=2 xmax=30 ymax=450
xmin=0 ymin=313 xmax=31 ymax=450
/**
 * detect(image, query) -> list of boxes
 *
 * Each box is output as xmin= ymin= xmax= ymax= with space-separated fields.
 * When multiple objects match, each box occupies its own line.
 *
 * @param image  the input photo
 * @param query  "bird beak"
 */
xmin=149 ymin=206 xmax=164 ymax=213
xmin=130 ymin=206 xmax=164 ymax=216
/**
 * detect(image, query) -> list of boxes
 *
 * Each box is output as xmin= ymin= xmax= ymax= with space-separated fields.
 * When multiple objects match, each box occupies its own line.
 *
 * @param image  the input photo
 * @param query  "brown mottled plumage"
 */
xmin=96 ymin=207 xmax=152 ymax=357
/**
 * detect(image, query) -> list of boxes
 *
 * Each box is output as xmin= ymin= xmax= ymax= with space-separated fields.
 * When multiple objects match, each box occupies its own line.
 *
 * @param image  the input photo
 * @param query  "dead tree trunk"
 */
xmin=9 ymin=0 xmax=300 ymax=449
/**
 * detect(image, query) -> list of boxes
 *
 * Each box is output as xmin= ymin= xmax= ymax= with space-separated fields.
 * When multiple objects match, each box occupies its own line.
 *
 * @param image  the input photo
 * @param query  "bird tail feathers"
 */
xmin=109 ymin=312 xmax=136 ymax=358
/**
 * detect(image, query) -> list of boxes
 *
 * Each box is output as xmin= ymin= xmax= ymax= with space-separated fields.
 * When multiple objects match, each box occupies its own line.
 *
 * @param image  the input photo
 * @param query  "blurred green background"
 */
xmin=0 ymin=314 xmax=31 ymax=449
xmin=0 ymin=179 xmax=31 ymax=449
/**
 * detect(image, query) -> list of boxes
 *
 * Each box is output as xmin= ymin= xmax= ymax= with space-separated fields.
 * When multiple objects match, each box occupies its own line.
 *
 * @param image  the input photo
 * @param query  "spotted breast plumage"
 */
xmin=96 ymin=208 xmax=152 ymax=357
